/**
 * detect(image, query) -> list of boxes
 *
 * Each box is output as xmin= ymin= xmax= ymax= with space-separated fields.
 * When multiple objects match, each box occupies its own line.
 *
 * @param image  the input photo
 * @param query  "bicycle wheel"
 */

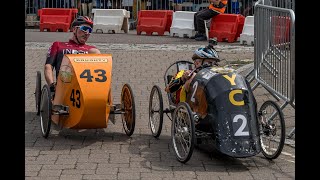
xmin=39 ymin=84 xmax=52 ymax=138
xmin=121 ymin=83 xmax=136 ymax=136
xmin=258 ymin=100 xmax=285 ymax=159
xmin=171 ymin=102 xmax=195 ymax=163
xmin=149 ymin=85 xmax=164 ymax=138
xmin=35 ymin=71 xmax=41 ymax=115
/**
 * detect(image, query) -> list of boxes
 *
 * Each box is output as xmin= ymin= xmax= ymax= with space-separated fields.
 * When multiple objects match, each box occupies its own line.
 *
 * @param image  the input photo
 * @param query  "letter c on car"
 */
xmin=229 ymin=90 xmax=244 ymax=106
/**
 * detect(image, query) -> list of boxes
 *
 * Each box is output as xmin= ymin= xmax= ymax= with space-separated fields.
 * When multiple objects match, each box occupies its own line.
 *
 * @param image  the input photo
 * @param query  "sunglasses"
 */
xmin=76 ymin=26 xmax=93 ymax=34
xmin=203 ymin=61 xmax=214 ymax=66
xmin=196 ymin=59 xmax=215 ymax=66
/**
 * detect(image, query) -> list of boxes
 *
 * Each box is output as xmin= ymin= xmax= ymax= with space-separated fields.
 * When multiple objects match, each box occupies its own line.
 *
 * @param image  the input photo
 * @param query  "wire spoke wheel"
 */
xmin=172 ymin=102 xmax=195 ymax=163
xmin=35 ymin=71 xmax=41 ymax=115
xmin=39 ymin=84 xmax=52 ymax=138
xmin=149 ymin=85 xmax=163 ymax=138
xmin=121 ymin=84 xmax=136 ymax=136
xmin=258 ymin=100 xmax=285 ymax=159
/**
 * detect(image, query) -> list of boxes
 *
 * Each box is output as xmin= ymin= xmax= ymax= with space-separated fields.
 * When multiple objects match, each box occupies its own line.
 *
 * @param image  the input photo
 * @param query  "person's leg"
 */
xmin=71 ymin=0 xmax=75 ymax=8
xmin=196 ymin=9 xmax=216 ymax=35
xmin=39 ymin=0 xmax=45 ymax=9
xmin=78 ymin=0 xmax=82 ymax=15
xmin=33 ymin=0 xmax=39 ymax=14
xmin=88 ymin=2 xmax=93 ymax=18
xmin=190 ymin=10 xmax=205 ymax=39
xmin=194 ymin=12 xmax=198 ymax=32
xmin=57 ymin=0 xmax=62 ymax=8
xmin=190 ymin=12 xmax=199 ymax=39
xmin=82 ymin=3 xmax=88 ymax=16
xmin=25 ymin=0 xmax=28 ymax=20
xmin=195 ymin=9 xmax=218 ymax=41
xmin=97 ymin=0 xmax=101 ymax=8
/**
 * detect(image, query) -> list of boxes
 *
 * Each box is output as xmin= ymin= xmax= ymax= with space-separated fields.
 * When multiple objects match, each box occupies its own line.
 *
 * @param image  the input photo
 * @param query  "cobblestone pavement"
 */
xmin=25 ymin=31 xmax=295 ymax=180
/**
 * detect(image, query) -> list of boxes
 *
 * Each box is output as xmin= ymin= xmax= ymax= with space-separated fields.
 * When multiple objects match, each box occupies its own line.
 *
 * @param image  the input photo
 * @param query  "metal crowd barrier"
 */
xmin=269 ymin=0 xmax=295 ymax=11
xmin=26 ymin=0 xmax=259 ymax=25
xmin=138 ymin=0 xmax=258 ymax=16
xmin=245 ymin=1 xmax=295 ymax=138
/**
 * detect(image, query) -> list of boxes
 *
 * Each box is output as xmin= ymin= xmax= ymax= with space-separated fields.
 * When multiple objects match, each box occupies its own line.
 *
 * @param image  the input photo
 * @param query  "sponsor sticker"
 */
xmin=74 ymin=58 xmax=108 ymax=63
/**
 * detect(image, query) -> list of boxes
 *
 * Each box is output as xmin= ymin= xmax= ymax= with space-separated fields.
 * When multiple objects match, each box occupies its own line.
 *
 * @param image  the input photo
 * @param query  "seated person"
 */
xmin=44 ymin=16 xmax=101 ymax=93
xmin=165 ymin=46 xmax=220 ymax=104
xmin=191 ymin=0 xmax=228 ymax=41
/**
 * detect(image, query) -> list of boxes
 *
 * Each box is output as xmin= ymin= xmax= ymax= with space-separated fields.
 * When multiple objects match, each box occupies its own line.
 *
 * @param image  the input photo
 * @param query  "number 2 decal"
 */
xmin=80 ymin=69 xmax=107 ymax=82
xmin=233 ymin=115 xmax=249 ymax=136
xmin=190 ymin=81 xmax=198 ymax=102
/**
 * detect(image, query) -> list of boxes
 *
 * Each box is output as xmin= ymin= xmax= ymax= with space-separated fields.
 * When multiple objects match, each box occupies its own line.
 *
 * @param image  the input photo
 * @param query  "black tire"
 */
xmin=149 ymin=85 xmax=164 ymax=138
xmin=121 ymin=84 xmax=136 ymax=136
xmin=258 ymin=100 xmax=285 ymax=159
xmin=39 ymin=84 xmax=52 ymax=138
xmin=171 ymin=102 xmax=196 ymax=163
xmin=35 ymin=71 xmax=41 ymax=115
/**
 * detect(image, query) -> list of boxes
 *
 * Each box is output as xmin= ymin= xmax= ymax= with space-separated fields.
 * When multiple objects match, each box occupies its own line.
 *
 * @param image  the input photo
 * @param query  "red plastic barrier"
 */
xmin=209 ymin=14 xmax=244 ymax=43
xmin=272 ymin=16 xmax=291 ymax=44
xmin=137 ymin=10 xmax=172 ymax=36
xmin=38 ymin=8 xmax=78 ymax=32
xmin=236 ymin=15 xmax=245 ymax=39
xmin=156 ymin=10 xmax=173 ymax=32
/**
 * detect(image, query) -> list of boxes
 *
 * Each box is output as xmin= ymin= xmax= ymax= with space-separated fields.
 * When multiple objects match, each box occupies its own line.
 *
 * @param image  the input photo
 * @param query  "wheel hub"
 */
xmin=177 ymin=126 xmax=189 ymax=138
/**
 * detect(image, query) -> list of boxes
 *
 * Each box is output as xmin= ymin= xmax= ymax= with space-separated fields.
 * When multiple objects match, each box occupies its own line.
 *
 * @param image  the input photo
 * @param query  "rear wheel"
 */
xmin=172 ymin=102 xmax=195 ymax=163
xmin=39 ymin=84 xmax=52 ymax=138
xmin=258 ymin=100 xmax=285 ymax=159
xmin=35 ymin=71 xmax=41 ymax=115
xmin=121 ymin=84 xmax=136 ymax=136
xmin=149 ymin=85 xmax=164 ymax=138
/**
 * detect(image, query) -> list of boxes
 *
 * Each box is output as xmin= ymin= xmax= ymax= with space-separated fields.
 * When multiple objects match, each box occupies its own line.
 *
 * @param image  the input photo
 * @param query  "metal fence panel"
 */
xmin=26 ymin=0 xmax=260 ymax=19
xmin=269 ymin=0 xmax=295 ymax=11
xmin=254 ymin=4 xmax=295 ymax=103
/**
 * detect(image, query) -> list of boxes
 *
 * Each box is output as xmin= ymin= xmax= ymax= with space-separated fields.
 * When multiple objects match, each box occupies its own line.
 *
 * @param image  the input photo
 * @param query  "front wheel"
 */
xmin=121 ymin=84 xmax=136 ymax=136
xmin=258 ymin=100 xmax=285 ymax=159
xmin=171 ymin=102 xmax=195 ymax=163
xmin=35 ymin=71 xmax=41 ymax=115
xmin=39 ymin=84 xmax=52 ymax=138
xmin=149 ymin=85 xmax=164 ymax=138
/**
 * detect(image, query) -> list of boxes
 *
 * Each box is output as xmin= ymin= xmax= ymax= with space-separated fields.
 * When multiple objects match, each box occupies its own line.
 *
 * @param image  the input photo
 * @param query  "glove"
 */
xmin=49 ymin=83 xmax=56 ymax=92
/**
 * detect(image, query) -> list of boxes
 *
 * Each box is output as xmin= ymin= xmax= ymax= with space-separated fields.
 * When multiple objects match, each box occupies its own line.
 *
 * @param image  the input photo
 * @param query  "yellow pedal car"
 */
xmin=35 ymin=54 xmax=136 ymax=138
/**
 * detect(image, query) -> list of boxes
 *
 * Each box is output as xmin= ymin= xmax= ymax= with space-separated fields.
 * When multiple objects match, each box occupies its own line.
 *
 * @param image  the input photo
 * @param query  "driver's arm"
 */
xmin=165 ymin=77 xmax=184 ymax=93
xmin=184 ymin=73 xmax=197 ymax=92
xmin=165 ymin=70 xmax=190 ymax=93
xmin=44 ymin=64 xmax=55 ymax=85
xmin=44 ymin=42 xmax=58 ymax=86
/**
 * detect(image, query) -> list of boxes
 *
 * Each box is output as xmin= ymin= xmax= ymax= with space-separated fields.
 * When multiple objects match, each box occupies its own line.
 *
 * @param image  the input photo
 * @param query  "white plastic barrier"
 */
xmin=170 ymin=11 xmax=196 ymax=38
xmin=92 ymin=9 xmax=130 ymax=34
xmin=240 ymin=16 xmax=254 ymax=45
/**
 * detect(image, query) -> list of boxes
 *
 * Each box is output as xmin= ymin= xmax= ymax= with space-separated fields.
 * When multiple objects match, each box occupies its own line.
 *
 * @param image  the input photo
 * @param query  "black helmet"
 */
xmin=71 ymin=16 xmax=93 ymax=28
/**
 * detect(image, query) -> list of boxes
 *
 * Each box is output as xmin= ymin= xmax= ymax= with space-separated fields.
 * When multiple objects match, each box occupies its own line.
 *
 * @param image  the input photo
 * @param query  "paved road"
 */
xmin=25 ymin=31 xmax=295 ymax=180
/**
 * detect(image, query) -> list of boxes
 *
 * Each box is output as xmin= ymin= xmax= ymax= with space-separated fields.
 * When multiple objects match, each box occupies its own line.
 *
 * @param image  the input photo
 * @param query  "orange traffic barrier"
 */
xmin=159 ymin=10 xmax=173 ymax=32
xmin=137 ymin=10 xmax=173 ymax=36
xmin=38 ymin=8 xmax=78 ymax=32
xmin=209 ymin=14 xmax=245 ymax=43
xmin=236 ymin=15 xmax=245 ymax=40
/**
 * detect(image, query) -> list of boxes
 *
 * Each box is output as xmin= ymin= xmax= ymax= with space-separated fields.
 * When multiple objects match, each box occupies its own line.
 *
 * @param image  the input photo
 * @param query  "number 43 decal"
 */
xmin=80 ymin=69 xmax=107 ymax=82
xmin=70 ymin=89 xmax=81 ymax=108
